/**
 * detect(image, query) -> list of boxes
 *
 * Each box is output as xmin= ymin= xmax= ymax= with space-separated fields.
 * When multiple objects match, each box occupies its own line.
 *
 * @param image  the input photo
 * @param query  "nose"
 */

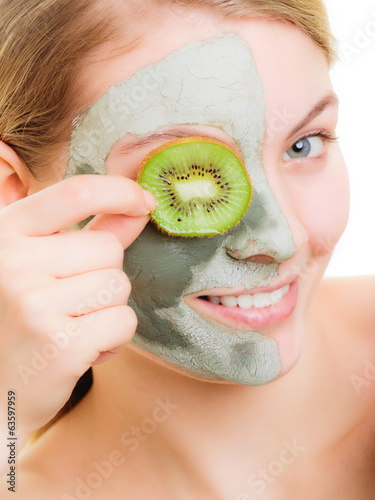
xmin=224 ymin=187 xmax=295 ymax=263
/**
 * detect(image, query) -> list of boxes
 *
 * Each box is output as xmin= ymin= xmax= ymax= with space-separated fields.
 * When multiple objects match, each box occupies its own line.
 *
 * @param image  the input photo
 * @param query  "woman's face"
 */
xmin=30 ymin=8 xmax=350 ymax=385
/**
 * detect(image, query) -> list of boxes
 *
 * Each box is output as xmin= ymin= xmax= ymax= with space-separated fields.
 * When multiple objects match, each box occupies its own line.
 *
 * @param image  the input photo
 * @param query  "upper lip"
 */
xmin=186 ymin=278 xmax=297 ymax=299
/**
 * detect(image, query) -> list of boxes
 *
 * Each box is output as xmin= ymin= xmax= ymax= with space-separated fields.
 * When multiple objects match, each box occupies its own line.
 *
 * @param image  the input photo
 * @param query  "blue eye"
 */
xmin=283 ymin=136 xmax=324 ymax=160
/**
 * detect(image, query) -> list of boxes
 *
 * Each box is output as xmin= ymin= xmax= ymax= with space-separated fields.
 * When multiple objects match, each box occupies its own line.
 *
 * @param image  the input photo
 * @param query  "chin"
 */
xmin=129 ymin=316 xmax=304 ymax=387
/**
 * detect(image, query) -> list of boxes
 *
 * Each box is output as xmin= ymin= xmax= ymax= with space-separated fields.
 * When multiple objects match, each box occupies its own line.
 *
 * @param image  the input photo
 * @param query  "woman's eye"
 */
xmin=283 ymin=136 xmax=324 ymax=161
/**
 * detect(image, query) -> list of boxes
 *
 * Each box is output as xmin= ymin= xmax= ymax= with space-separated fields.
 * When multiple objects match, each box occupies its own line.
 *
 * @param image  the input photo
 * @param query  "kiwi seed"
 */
xmin=137 ymin=136 xmax=252 ymax=237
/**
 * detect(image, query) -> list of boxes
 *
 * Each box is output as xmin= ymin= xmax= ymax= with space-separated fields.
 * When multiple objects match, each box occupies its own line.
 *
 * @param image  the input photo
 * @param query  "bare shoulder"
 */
xmin=0 ymin=437 xmax=46 ymax=498
xmin=311 ymin=275 xmax=375 ymax=383
xmin=318 ymin=275 xmax=375 ymax=334
xmin=0 ymin=466 xmax=46 ymax=500
xmin=316 ymin=276 xmax=375 ymax=464
xmin=0 ymin=423 xmax=82 ymax=499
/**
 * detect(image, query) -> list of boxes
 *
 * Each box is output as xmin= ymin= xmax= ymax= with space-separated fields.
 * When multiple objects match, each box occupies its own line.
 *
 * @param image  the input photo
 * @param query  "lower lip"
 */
xmin=189 ymin=279 xmax=298 ymax=329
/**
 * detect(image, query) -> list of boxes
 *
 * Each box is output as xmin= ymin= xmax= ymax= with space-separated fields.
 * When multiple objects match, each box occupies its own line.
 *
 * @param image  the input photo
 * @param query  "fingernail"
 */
xmin=143 ymin=190 xmax=156 ymax=211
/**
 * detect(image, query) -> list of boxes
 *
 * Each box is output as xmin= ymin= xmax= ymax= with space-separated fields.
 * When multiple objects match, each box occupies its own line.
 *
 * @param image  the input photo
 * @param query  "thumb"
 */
xmin=84 ymin=213 xmax=152 ymax=249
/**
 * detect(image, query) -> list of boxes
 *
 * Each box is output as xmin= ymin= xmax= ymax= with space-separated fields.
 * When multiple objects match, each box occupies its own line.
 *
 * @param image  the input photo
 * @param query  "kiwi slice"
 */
xmin=137 ymin=136 xmax=252 ymax=237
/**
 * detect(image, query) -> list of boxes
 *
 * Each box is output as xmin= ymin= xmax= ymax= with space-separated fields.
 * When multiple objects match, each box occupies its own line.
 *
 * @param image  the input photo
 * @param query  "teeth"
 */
xmin=237 ymin=295 xmax=253 ymax=309
xmin=252 ymin=292 xmax=272 ymax=308
xmin=270 ymin=288 xmax=284 ymax=305
xmin=207 ymin=284 xmax=290 ymax=309
xmin=220 ymin=296 xmax=238 ymax=308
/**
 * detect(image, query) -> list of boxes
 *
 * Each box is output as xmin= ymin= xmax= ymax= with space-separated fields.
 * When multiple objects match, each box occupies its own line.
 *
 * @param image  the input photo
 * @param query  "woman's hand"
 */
xmin=0 ymin=175 xmax=154 ymax=467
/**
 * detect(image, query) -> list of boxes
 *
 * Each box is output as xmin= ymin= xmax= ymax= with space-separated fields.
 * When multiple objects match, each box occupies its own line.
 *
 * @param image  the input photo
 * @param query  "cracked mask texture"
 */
xmin=68 ymin=34 xmax=296 ymax=385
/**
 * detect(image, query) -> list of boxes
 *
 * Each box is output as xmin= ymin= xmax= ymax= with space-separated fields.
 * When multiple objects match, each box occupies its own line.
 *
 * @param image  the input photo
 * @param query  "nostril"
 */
xmin=245 ymin=255 xmax=276 ymax=265
xmin=225 ymin=246 xmax=276 ymax=265
xmin=225 ymin=248 xmax=243 ymax=259
xmin=225 ymin=240 xmax=257 ymax=261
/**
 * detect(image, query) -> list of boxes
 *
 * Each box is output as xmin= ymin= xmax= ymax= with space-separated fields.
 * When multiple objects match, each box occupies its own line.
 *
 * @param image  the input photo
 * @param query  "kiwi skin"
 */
xmin=137 ymin=136 xmax=252 ymax=238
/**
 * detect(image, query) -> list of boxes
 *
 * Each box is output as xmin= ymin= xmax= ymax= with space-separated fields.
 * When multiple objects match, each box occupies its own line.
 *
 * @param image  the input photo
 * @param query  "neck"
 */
xmin=70 ymin=338 xmax=318 ymax=498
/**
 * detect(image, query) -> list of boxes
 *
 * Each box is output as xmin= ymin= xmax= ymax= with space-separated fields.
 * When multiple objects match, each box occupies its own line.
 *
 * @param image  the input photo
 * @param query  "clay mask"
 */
xmin=68 ymin=34 xmax=296 ymax=385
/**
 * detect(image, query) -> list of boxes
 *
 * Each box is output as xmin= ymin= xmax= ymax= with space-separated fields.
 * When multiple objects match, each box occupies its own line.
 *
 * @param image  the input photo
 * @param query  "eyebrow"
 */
xmin=119 ymin=93 xmax=339 ymax=154
xmin=286 ymin=93 xmax=339 ymax=139
xmin=119 ymin=128 xmax=226 ymax=155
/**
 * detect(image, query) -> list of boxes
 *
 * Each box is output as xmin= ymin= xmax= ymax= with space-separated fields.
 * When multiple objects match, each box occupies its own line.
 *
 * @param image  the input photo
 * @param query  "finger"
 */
xmin=0 ymin=175 xmax=155 ymax=236
xmin=24 ymin=230 xmax=126 ymax=278
xmin=85 ymin=213 xmax=151 ymax=249
xmin=27 ymin=269 xmax=131 ymax=317
xmin=64 ymin=305 xmax=137 ymax=366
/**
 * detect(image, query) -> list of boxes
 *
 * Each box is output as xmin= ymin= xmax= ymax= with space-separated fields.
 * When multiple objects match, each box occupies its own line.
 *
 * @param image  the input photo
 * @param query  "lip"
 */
xmin=185 ymin=278 xmax=299 ymax=329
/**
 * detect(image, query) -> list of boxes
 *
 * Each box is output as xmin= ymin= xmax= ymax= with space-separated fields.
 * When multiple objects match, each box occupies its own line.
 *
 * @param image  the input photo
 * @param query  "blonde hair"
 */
xmin=0 ymin=0 xmax=335 ymax=180
xmin=0 ymin=0 xmax=119 ymax=180
xmin=164 ymin=0 xmax=336 ymax=62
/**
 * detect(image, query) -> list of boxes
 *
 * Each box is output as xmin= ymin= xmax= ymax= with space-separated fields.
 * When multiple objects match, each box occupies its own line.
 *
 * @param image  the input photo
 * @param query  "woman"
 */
xmin=1 ymin=0 xmax=374 ymax=498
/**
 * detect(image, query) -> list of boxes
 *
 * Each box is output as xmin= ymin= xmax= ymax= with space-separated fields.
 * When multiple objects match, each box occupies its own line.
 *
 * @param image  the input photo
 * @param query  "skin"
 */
xmin=82 ymin=13 xmax=347 ymax=391
xmin=2 ymin=4 xmax=375 ymax=500
xmin=69 ymin=33 xmax=295 ymax=385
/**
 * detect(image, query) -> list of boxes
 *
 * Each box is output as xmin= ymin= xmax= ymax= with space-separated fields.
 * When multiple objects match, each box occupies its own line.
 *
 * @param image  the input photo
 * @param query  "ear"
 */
xmin=0 ymin=141 xmax=30 ymax=208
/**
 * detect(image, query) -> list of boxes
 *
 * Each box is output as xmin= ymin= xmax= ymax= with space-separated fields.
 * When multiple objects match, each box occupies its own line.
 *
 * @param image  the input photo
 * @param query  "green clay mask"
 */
xmin=68 ymin=34 xmax=296 ymax=385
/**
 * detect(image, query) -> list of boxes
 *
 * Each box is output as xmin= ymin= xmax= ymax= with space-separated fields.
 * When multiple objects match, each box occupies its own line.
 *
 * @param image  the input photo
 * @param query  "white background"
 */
xmin=323 ymin=0 xmax=375 ymax=277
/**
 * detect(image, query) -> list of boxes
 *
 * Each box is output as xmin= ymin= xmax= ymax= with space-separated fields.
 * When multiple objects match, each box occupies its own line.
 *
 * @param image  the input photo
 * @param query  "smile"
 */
xmin=205 ymin=284 xmax=290 ymax=309
xmin=185 ymin=279 xmax=299 ymax=329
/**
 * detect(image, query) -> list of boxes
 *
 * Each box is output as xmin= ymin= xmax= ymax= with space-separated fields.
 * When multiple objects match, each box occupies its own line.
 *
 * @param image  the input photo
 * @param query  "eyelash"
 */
xmin=289 ymin=129 xmax=338 ymax=151
xmin=301 ymin=129 xmax=338 ymax=144
xmin=281 ymin=129 xmax=339 ymax=163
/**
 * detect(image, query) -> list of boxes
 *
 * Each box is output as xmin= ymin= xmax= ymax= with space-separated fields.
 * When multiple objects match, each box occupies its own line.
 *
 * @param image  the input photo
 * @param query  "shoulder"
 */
xmin=311 ymin=275 xmax=375 ymax=378
xmin=1 ymin=425 xmax=79 ymax=499
xmin=318 ymin=275 xmax=375 ymax=335
xmin=317 ymin=277 xmax=375 ymax=462
xmin=0 ymin=468 xmax=47 ymax=500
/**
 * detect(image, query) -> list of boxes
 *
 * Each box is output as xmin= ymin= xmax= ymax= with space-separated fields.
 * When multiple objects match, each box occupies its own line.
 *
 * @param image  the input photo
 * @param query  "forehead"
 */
xmin=68 ymin=33 xmax=264 ymax=177
xmin=67 ymin=17 xmax=331 ymax=177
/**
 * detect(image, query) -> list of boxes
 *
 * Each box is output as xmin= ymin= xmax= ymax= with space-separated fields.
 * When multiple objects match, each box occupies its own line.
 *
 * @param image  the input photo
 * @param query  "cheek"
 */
xmin=124 ymin=223 xmax=222 ymax=307
xmin=124 ymin=226 xmax=191 ymax=308
xmin=288 ymin=156 xmax=350 ymax=257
